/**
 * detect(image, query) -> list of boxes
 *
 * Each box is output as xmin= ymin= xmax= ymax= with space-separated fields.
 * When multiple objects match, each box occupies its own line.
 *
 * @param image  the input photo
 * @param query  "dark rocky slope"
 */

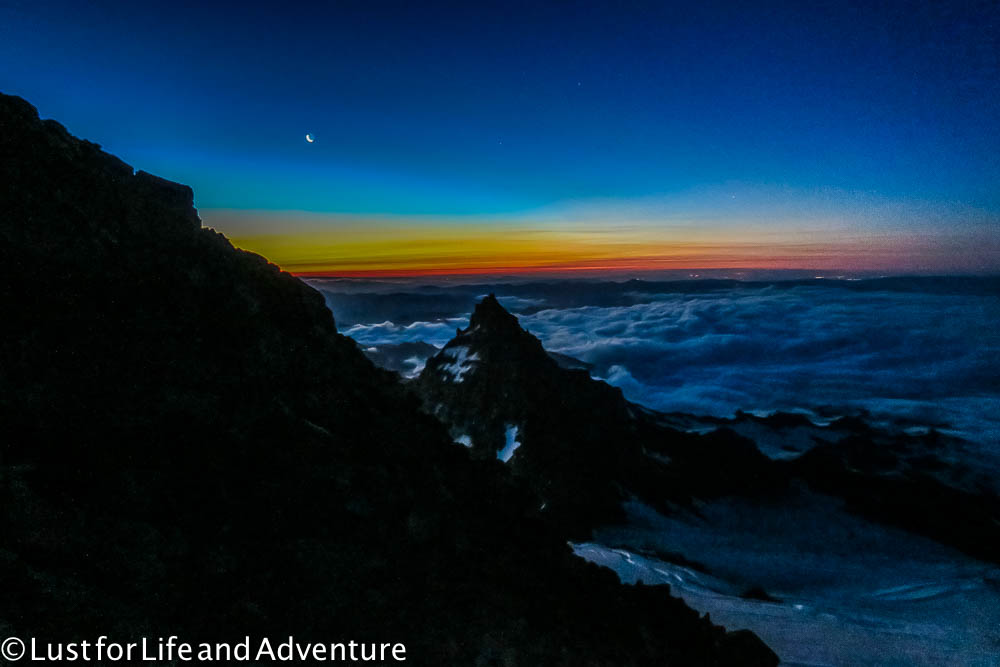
xmin=413 ymin=295 xmax=783 ymax=533
xmin=360 ymin=340 xmax=441 ymax=377
xmin=414 ymin=295 xmax=1000 ymax=564
xmin=0 ymin=93 xmax=778 ymax=666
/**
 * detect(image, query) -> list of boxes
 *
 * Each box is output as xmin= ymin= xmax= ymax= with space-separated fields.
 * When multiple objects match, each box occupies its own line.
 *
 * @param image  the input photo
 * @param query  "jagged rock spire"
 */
xmin=466 ymin=293 xmax=521 ymax=334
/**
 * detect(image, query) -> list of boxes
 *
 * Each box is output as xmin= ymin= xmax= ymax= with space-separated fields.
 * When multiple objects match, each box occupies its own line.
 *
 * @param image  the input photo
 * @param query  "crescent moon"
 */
xmin=305 ymin=133 xmax=314 ymax=143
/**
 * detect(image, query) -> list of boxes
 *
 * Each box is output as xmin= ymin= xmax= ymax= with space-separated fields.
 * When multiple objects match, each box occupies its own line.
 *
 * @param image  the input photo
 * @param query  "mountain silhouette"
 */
xmin=415 ymin=294 xmax=1000 ymax=563
xmin=414 ymin=294 xmax=783 ymax=533
xmin=0 ymin=93 xmax=779 ymax=665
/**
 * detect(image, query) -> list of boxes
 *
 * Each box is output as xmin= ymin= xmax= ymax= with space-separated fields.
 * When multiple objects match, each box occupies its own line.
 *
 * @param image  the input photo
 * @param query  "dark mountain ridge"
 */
xmin=414 ymin=294 xmax=1000 ymax=564
xmin=414 ymin=295 xmax=783 ymax=533
xmin=0 ymin=93 xmax=777 ymax=665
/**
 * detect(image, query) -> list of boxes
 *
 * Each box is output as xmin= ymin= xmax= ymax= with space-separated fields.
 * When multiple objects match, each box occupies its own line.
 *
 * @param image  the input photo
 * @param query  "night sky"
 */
xmin=3 ymin=0 xmax=998 ymax=274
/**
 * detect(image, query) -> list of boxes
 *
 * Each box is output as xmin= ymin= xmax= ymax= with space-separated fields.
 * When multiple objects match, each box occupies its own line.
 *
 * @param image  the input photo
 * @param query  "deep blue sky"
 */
xmin=2 ymin=0 xmax=998 ymax=272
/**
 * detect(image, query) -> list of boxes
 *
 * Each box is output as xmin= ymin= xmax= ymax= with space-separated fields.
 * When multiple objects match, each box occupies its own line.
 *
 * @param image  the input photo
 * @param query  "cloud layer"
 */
xmin=518 ymin=286 xmax=1000 ymax=440
xmin=317 ymin=277 xmax=1000 ymax=444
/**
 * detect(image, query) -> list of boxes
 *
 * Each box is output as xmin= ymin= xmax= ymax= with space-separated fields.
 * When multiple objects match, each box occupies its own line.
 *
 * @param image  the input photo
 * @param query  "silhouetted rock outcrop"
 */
xmin=414 ymin=294 xmax=783 ymax=533
xmin=0 ymin=93 xmax=779 ymax=666
xmin=415 ymin=294 xmax=1000 ymax=566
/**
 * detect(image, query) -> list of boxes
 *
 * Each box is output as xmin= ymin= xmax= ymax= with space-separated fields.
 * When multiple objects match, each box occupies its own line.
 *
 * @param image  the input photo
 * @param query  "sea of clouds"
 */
xmin=313 ymin=276 xmax=1000 ymax=444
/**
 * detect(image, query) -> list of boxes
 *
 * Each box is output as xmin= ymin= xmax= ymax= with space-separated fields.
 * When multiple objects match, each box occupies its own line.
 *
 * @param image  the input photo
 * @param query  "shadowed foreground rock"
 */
xmin=0 ymin=92 xmax=778 ymax=666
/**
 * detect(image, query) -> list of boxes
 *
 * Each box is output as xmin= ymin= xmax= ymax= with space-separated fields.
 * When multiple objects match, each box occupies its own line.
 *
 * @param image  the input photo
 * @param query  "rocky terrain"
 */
xmin=413 ymin=295 xmax=1000 ymax=564
xmin=410 ymin=294 xmax=1000 ymax=664
xmin=0 ymin=92 xmax=779 ymax=665
xmin=359 ymin=340 xmax=441 ymax=377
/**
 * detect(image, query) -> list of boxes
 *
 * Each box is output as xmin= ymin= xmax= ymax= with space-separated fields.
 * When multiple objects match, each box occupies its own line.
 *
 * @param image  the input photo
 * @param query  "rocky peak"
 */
xmin=466 ymin=293 xmax=521 ymax=334
xmin=412 ymin=294 xmax=647 ymax=529
xmin=452 ymin=294 xmax=551 ymax=364
xmin=418 ymin=295 xmax=554 ymax=393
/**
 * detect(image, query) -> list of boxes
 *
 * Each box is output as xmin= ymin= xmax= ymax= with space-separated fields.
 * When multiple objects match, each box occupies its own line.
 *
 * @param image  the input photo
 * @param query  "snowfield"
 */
xmin=573 ymin=496 xmax=1000 ymax=666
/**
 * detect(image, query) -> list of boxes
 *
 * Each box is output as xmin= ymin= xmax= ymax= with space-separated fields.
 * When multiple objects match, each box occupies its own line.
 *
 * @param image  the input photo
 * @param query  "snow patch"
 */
xmin=497 ymin=425 xmax=521 ymax=462
xmin=438 ymin=345 xmax=479 ymax=383
xmin=401 ymin=355 xmax=426 ymax=378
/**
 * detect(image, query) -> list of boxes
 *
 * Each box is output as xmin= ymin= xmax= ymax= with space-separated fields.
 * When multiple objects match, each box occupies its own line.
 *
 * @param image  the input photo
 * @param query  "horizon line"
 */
xmin=290 ymin=265 xmax=1000 ymax=280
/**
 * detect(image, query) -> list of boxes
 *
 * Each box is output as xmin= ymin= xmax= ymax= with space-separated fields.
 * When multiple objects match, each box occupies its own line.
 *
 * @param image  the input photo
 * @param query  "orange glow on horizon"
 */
xmin=246 ymin=241 xmax=949 ymax=278
xmin=284 ymin=252 xmax=902 ymax=278
xmin=203 ymin=209 xmax=980 ymax=279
